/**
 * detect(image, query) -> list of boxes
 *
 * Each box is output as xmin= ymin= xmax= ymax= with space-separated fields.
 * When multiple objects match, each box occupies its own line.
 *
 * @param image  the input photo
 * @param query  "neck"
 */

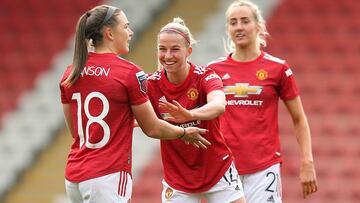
xmin=166 ymin=62 xmax=190 ymax=85
xmin=232 ymin=44 xmax=261 ymax=62
xmin=95 ymin=42 xmax=118 ymax=54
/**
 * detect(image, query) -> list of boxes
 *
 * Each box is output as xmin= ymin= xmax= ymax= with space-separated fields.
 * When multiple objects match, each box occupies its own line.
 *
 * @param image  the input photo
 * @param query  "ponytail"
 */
xmin=63 ymin=13 xmax=90 ymax=87
xmin=63 ymin=5 xmax=121 ymax=87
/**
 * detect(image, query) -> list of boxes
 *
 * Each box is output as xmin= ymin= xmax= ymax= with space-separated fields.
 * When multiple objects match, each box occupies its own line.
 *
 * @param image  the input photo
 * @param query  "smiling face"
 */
xmin=226 ymin=5 xmax=259 ymax=49
xmin=157 ymin=32 xmax=192 ymax=74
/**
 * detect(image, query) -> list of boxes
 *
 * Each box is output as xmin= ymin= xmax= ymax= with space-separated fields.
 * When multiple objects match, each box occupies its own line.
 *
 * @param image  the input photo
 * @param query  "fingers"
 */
xmin=189 ymin=140 xmax=208 ymax=149
xmin=198 ymin=136 xmax=211 ymax=146
xmin=184 ymin=136 xmax=211 ymax=148
xmin=191 ymin=142 xmax=200 ymax=148
xmin=198 ymin=129 xmax=209 ymax=135
xmin=197 ymin=140 xmax=208 ymax=149
xmin=163 ymin=117 xmax=176 ymax=123
xmin=302 ymin=182 xmax=309 ymax=198
xmin=159 ymin=101 xmax=178 ymax=111
xmin=172 ymin=100 xmax=184 ymax=109
xmin=302 ymin=180 xmax=318 ymax=198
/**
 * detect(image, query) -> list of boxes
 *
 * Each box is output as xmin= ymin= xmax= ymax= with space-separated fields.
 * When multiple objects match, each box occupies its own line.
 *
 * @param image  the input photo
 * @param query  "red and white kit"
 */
xmin=208 ymin=51 xmax=299 ymax=174
xmin=60 ymin=52 xmax=148 ymax=182
xmin=147 ymin=63 xmax=234 ymax=193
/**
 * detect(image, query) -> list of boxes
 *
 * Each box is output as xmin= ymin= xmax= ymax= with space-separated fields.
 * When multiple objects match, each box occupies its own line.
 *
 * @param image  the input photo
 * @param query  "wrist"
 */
xmin=179 ymin=127 xmax=186 ymax=139
xmin=301 ymin=159 xmax=314 ymax=166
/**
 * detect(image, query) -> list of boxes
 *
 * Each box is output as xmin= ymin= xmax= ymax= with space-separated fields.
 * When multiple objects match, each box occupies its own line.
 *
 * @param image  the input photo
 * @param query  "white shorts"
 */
xmin=65 ymin=171 xmax=132 ymax=203
xmin=240 ymin=163 xmax=282 ymax=203
xmin=161 ymin=162 xmax=244 ymax=203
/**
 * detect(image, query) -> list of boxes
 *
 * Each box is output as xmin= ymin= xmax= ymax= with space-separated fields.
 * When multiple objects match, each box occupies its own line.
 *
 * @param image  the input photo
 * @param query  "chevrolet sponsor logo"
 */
xmin=224 ymin=83 xmax=263 ymax=97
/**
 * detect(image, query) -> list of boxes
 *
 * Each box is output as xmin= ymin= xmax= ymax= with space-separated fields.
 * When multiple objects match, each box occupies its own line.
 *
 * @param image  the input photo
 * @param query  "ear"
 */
xmin=256 ymin=24 xmax=261 ymax=33
xmin=103 ymin=27 xmax=114 ymax=40
xmin=186 ymin=46 xmax=192 ymax=57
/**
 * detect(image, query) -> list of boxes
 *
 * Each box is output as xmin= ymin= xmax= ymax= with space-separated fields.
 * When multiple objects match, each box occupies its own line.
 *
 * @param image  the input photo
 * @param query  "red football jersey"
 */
xmin=208 ymin=51 xmax=299 ymax=174
xmin=60 ymin=52 xmax=148 ymax=182
xmin=147 ymin=62 xmax=233 ymax=193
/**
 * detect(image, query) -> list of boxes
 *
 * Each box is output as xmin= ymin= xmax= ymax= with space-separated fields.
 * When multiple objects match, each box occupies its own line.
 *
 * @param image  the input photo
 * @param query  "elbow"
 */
xmin=144 ymin=128 xmax=158 ymax=138
xmin=218 ymin=105 xmax=225 ymax=116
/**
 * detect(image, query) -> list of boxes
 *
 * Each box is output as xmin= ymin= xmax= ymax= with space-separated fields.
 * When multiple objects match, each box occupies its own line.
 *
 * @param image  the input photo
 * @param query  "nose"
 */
xmin=164 ymin=50 xmax=172 ymax=59
xmin=129 ymin=28 xmax=134 ymax=37
xmin=229 ymin=21 xmax=243 ymax=31
xmin=234 ymin=23 xmax=244 ymax=30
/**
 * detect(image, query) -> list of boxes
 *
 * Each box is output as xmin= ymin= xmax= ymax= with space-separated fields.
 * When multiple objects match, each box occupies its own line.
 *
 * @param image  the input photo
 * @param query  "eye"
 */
xmin=229 ymin=19 xmax=237 ymax=26
xmin=124 ymin=23 xmax=130 ymax=29
xmin=241 ymin=18 xmax=250 ymax=24
xmin=158 ymin=47 xmax=166 ymax=51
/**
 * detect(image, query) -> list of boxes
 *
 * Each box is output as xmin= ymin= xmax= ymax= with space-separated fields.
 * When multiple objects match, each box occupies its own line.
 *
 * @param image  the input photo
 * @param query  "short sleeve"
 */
xmin=59 ymin=66 xmax=71 ymax=104
xmin=126 ymin=65 xmax=149 ymax=105
xmin=201 ymin=67 xmax=224 ymax=94
xmin=279 ymin=63 xmax=299 ymax=100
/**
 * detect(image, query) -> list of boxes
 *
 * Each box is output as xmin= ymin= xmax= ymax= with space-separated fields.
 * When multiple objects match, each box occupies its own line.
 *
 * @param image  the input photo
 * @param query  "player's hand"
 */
xmin=300 ymin=161 xmax=318 ymax=198
xmin=159 ymin=100 xmax=194 ymax=123
xmin=181 ymin=127 xmax=211 ymax=149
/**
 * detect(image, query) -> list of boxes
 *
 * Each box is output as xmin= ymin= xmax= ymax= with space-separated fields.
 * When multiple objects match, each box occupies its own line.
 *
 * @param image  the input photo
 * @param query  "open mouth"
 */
xmin=164 ymin=61 xmax=176 ymax=66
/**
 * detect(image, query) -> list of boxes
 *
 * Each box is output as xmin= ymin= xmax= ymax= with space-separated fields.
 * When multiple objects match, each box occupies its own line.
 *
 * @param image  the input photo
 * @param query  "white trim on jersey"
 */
xmin=264 ymin=53 xmax=285 ymax=65
xmin=207 ymin=57 xmax=227 ymax=66
xmin=194 ymin=65 xmax=207 ymax=75
xmin=148 ymin=71 xmax=162 ymax=80
xmin=285 ymin=69 xmax=293 ymax=77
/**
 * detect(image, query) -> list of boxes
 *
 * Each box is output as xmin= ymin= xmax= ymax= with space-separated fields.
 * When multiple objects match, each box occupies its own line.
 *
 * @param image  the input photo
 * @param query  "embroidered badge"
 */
xmin=187 ymin=88 xmax=199 ymax=100
xmin=256 ymin=69 xmax=268 ymax=80
xmin=136 ymin=71 xmax=147 ymax=93
xmin=165 ymin=187 xmax=174 ymax=199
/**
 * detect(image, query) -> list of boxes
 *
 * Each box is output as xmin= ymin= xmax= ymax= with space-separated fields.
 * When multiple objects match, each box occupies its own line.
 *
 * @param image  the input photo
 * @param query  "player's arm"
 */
xmin=284 ymin=96 xmax=318 ymax=198
xmin=159 ymin=90 xmax=226 ymax=123
xmin=193 ymin=89 xmax=226 ymax=120
xmin=131 ymin=101 xmax=211 ymax=148
xmin=62 ymin=104 xmax=75 ymax=138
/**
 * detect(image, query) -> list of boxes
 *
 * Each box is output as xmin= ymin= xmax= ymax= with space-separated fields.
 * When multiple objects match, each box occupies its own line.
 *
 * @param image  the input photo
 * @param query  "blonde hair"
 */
xmin=224 ymin=0 xmax=269 ymax=53
xmin=157 ymin=17 xmax=196 ymax=70
xmin=158 ymin=17 xmax=197 ymax=47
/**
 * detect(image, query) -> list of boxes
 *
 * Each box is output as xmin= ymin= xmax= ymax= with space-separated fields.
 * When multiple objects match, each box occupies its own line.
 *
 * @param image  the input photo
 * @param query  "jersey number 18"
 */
xmin=72 ymin=92 xmax=110 ymax=149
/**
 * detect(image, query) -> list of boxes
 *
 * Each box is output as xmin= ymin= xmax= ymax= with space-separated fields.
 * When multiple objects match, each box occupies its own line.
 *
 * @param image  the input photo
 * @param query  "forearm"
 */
xmin=293 ymin=117 xmax=314 ymax=164
xmin=146 ymin=119 xmax=184 ymax=140
xmin=132 ymin=101 xmax=183 ymax=140
xmin=191 ymin=100 xmax=226 ymax=120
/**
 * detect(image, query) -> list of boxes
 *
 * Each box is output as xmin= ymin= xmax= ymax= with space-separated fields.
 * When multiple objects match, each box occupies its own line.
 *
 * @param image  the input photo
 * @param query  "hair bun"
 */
xmin=172 ymin=17 xmax=185 ymax=26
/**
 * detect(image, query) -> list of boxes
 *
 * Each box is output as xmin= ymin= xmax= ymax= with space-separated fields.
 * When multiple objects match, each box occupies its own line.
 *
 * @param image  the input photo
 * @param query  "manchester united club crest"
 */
xmin=256 ymin=69 xmax=268 ymax=80
xmin=187 ymin=88 xmax=199 ymax=100
xmin=165 ymin=187 xmax=174 ymax=199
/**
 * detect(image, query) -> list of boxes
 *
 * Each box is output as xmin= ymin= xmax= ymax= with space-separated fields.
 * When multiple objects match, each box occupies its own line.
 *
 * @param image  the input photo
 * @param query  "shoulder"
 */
xmin=263 ymin=53 xmax=286 ymax=65
xmin=114 ymin=56 xmax=142 ymax=71
xmin=262 ymin=52 xmax=291 ymax=72
xmin=193 ymin=65 xmax=209 ymax=75
xmin=147 ymin=70 xmax=162 ymax=81
xmin=60 ymin=65 xmax=72 ymax=83
xmin=193 ymin=65 xmax=221 ymax=83
xmin=207 ymin=56 xmax=228 ymax=67
xmin=263 ymin=53 xmax=294 ymax=78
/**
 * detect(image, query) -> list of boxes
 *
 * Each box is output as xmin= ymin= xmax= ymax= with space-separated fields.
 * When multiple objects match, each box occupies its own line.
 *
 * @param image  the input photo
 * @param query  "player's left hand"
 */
xmin=159 ymin=100 xmax=194 ymax=123
xmin=180 ymin=127 xmax=211 ymax=149
xmin=300 ymin=161 xmax=318 ymax=198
